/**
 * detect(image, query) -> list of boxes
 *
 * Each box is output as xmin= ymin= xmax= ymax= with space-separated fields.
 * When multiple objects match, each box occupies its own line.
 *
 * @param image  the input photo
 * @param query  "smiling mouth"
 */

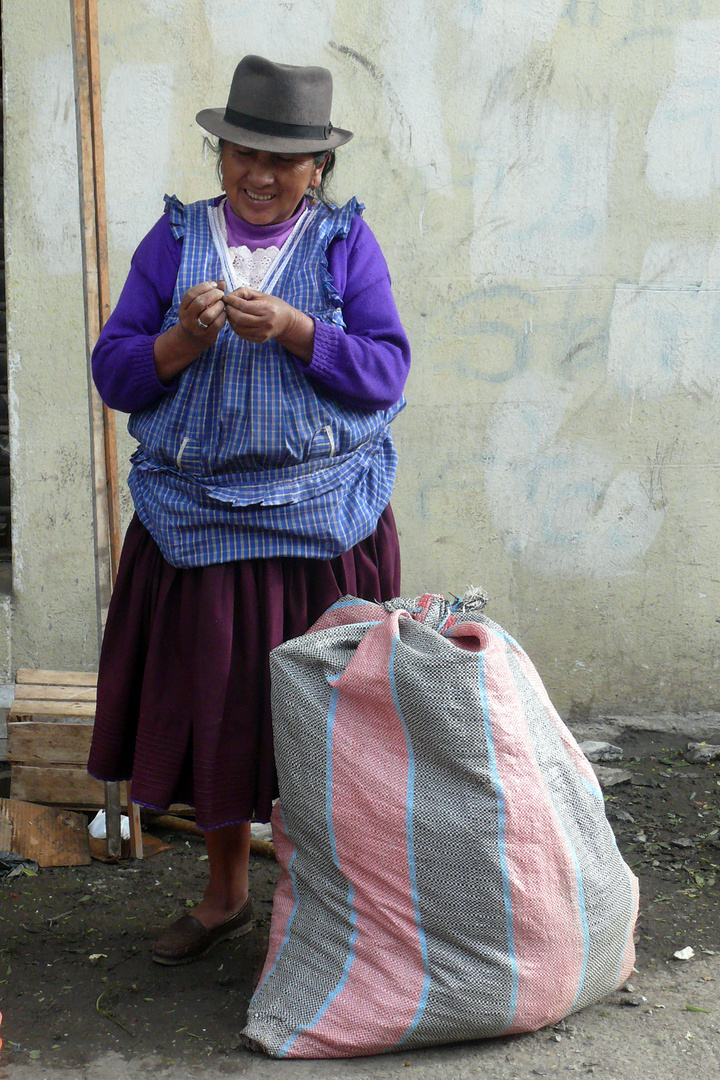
xmin=245 ymin=190 xmax=275 ymax=202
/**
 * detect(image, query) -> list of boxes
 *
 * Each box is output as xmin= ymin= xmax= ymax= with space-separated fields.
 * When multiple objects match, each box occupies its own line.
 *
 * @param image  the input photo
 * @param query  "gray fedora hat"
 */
xmin=196 ymin=54 xmax=353 ymax=154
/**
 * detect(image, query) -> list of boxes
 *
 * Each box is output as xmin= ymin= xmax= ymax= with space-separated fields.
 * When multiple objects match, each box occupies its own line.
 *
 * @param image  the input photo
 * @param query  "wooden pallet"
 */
xmin=7 ymin=668 xmax=142 ymax=857
xmin=8 ymin=669 xmax=103 ymax=806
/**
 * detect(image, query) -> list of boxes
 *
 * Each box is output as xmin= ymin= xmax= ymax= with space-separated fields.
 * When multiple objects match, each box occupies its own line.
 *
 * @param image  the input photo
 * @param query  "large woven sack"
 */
xmin=243 ymin=594 xmax=639 ymax=1058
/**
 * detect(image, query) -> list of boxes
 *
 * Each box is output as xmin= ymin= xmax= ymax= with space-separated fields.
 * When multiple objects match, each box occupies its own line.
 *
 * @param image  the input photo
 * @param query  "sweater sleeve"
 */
xmin=95 ymin=208 xmax=411 ymax=415
xmin=300 ymin=214 xmax=411 ymax=411
xmin=92 ymin=213 xmax=182 ymax=413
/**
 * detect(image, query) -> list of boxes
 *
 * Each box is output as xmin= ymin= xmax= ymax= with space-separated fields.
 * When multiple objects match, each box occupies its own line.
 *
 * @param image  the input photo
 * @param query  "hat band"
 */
xmin=224 ymin=106 xmax=333 ymax=142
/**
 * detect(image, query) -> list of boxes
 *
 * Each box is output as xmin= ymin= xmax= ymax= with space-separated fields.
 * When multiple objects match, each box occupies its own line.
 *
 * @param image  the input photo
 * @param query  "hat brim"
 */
xmin=196 ymin=108 xmax=353 ymax=153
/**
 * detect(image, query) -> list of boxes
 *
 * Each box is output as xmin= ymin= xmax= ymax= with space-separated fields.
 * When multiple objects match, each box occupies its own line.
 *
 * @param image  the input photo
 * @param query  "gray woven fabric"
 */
xmin=243 ymin=594 xmax=638 ymax=1058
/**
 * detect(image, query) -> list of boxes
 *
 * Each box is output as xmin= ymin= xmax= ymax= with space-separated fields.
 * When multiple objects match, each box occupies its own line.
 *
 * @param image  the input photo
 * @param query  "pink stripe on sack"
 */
xmin=292 ymin=610 xmax=427 ymax=1057
xmin=258 ymin=804 xmax=298 ymax=983
xmin=506 ymin=636 xmax=639 ymax=992
xmin=482 ymin=631 xmax=587 ymax=1033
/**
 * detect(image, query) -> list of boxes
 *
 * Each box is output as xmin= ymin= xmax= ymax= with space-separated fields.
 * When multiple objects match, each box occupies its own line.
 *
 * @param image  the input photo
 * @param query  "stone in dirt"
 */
xmin=613 ymin=993 xmax=647 ymax=1007
xmin=685 ymin=742 xmax=720 ymax=764
xmin=591 ymin=765 xmax=632 ymax=788
xmin=579 ymin=740 xmax=624 ymax=763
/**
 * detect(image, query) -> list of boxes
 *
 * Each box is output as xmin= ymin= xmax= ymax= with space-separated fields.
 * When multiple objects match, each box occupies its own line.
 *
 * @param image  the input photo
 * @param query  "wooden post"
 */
xmin=84 ymin=0 xmax=123 ymax=585
xmin=70 ymin=0 xmax=116 ymax=620
xmin=70 ymin=0 xmax=142 ymax=859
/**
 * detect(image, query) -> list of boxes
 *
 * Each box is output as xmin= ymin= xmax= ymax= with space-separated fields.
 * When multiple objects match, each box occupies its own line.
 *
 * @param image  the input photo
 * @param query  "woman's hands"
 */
xmin=223 ymin=288 xmax=315 ymax=362
xmin=154 ymin=280 xmax=227 ymax=384
xmin=154 ymin=281 xmax=315 ymax=384
xmin=179 ymin=280 xmax=227 ymax=339
xmin=223 ymin=288 xmax=294 ymax=342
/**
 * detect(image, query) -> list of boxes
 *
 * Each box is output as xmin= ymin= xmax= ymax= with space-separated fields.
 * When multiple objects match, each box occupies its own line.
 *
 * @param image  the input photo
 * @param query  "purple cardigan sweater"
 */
xmin=92 ymin=198 xmax=411 ymax=414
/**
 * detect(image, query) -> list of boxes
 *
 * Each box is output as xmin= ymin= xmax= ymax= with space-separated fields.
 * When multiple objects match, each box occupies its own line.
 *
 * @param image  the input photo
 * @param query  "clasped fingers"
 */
xmin=179 ymin=280 xmax=227 ymax=340
xmin=223 ymin=290 xmax=295 ymax=343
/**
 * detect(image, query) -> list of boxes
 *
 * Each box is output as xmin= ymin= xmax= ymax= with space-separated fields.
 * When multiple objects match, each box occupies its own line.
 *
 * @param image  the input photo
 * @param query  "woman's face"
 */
xmin=221 ymin=143 xmax=327 ymax=225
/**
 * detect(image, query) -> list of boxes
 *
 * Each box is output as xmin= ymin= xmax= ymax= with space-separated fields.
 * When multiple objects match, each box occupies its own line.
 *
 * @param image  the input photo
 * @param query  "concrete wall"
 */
xmin=3 ymin=2 xmax=99 ymax=676
xmin=3 ymin=0 xmax=720 ymax=717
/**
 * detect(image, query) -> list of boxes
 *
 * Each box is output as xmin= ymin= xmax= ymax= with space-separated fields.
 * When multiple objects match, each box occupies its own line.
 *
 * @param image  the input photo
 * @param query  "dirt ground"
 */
xmin=0 ymin=727 xmax=719 ymax=1073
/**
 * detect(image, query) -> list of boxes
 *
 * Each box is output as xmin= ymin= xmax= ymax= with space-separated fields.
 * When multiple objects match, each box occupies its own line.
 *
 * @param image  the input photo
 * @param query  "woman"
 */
xmin=88 ymin=54 xmax=410 ymax=965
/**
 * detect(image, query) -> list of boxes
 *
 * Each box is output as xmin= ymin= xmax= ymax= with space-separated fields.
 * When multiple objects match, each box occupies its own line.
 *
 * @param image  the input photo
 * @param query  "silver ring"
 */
xmin=197 ymin=316 xmax=209 ymax=329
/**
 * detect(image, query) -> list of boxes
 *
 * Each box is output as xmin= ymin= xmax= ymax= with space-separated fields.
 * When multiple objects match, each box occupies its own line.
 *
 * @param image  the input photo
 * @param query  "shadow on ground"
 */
xmin=0 ymin=728 xmax=718 ymax=1076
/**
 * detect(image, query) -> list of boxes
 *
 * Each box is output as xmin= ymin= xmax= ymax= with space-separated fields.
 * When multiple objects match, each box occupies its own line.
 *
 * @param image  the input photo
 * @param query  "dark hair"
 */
xmin=204 ymin=137 xmax=337 ymax=206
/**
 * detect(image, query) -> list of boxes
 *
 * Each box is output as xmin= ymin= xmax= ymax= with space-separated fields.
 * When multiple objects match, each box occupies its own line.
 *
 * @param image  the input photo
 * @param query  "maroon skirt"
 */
xmin=88 ymin=507 xmax=401 ymax=829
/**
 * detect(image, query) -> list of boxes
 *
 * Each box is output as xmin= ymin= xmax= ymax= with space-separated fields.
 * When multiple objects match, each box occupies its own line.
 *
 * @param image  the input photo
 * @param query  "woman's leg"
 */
xmin=191 ymin=821 xmax=251 ymax=929
xmin=151 ymin=821 xmax=252 ymax=963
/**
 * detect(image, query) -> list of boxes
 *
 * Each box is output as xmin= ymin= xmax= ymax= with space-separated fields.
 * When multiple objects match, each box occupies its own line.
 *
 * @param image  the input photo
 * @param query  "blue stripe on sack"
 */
xmin=279 ymin=683 xmax=359 ymax=1057
xmin=389 ymin=630 xmax=432 ymax=1050
xmin=324 ymin=684 xmax=343 ymax=868
xmin=483 ymin=620 xmax=525 ymax=655
xmin=477 ymin=652 xmax=519 ymax=1027
xmin=253 ymin=805 xmax=300 ymax=996
xmin=279 ymin=893 xmax=360 ymax=1057
xmin=327 ymin=597 xmax=371 ymax=612
xmin=581 ymin=775 xmax=605 ymax=800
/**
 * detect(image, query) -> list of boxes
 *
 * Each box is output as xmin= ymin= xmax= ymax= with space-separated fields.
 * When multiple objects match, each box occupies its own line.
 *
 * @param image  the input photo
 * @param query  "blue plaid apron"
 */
xmin=127 ymin=196 xmax=404 ymax=567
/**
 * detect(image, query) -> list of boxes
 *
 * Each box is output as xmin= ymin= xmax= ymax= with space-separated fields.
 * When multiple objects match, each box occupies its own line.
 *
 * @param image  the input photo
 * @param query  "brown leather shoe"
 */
xmin=151 ymin=897 xmax=253 ymax=965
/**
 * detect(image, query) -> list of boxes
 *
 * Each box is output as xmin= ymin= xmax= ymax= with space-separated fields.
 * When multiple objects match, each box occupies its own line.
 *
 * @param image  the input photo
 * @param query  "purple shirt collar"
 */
xmin=223 ymin=198 xmax=307 ymax=252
